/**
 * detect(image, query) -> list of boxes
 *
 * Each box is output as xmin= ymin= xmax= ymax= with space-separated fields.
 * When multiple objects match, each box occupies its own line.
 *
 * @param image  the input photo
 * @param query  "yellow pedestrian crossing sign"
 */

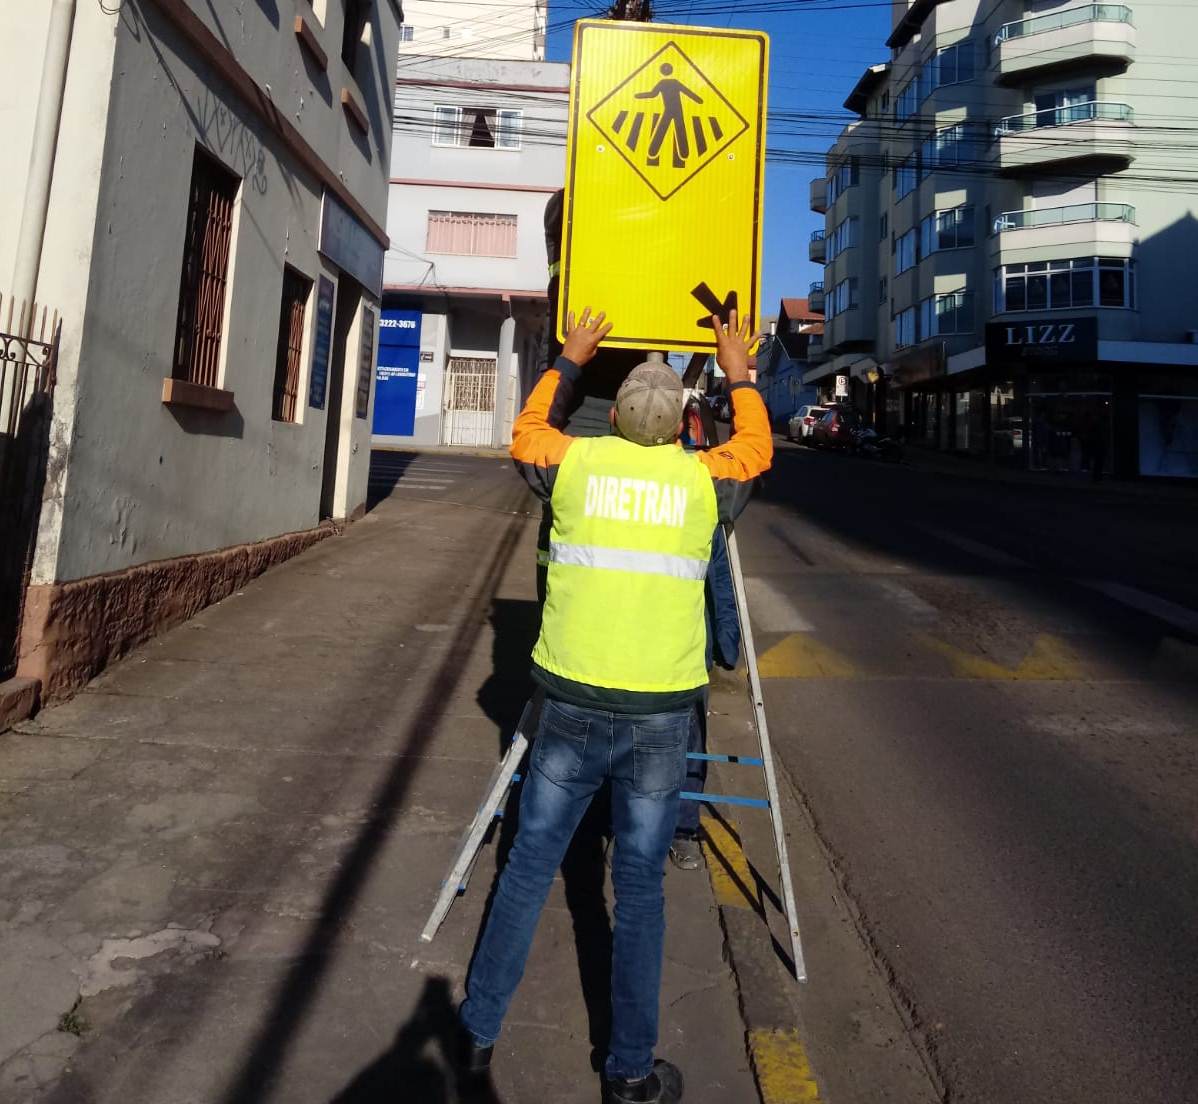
xmin=559 ymin=20 xmax=768 ymax=353
xmin=589 ymin=43 xmax=749 ymax=201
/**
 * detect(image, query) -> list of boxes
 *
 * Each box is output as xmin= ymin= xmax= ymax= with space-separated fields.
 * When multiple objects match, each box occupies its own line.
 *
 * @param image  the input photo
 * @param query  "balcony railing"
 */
xmin=809 ymin=281 xmax=824 ymax=293
xmin=992 ymin=202 xmax=1135 ymax=233
xmin=996 ymin=4 xmax=1132 ymax=43
xmin=810 ymin=230 xmax=826 ymax=242
xmin=995 ymin=100 xmax=1132 ymax=135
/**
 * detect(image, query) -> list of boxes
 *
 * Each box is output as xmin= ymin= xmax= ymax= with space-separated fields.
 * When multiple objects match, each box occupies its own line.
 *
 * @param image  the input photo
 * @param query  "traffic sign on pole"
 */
xmin=558 ymin=19 xmax=769 ymax=353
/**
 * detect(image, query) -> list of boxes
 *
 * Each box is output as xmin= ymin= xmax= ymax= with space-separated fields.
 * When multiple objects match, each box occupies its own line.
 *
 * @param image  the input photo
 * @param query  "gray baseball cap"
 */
xmin=614 ymin=362 xmax=684 ymax=446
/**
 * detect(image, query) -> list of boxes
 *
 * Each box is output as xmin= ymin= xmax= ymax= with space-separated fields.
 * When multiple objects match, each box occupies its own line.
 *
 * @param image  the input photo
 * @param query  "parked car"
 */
xmin=811 ymin=405 xmax=862 ymax=450
xmin=786 ymin=404 xmax=827 ymax=442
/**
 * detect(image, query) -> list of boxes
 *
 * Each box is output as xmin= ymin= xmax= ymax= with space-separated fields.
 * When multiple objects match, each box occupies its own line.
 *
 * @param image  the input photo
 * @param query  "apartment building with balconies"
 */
xmin=809 ymin=0 xmax=1198 ymax=479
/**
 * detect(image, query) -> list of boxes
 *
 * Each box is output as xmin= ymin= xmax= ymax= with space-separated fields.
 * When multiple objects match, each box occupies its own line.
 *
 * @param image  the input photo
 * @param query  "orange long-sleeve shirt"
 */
xmin=511 ymin=356 xmax=772 ymax=521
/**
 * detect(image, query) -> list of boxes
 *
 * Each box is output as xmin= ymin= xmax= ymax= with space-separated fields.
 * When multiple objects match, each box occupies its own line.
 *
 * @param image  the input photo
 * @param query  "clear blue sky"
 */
xmin=547 ymin=2 xmax=892 ymax=321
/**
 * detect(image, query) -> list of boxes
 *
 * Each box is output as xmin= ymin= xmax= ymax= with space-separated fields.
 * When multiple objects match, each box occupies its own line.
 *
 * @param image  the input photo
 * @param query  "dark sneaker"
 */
xmin=458 ymin=1027 xmax=493 ymax=1074
xmin=608 ymin=1059 xmax=684 ymax=1103
xmin=668 ymin=836 xmax=703 ymax=871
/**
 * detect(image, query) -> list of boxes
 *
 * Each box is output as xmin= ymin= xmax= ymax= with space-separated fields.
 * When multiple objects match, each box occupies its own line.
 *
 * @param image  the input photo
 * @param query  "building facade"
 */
xmin=0 ymin=0 xmax=400 ymax=701
xmin=809 ymin=0 xmax=1198 ymax=479
xmin=756 ymin=298 xmax=824 ymax=427
xmin=396 ymin=0 xmax=547 ymax=61
xmin=375 ymin=53 xmax=568 ymax=449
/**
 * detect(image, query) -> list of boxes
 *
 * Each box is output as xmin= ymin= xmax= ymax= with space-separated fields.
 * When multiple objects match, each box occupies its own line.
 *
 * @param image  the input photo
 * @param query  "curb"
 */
xmin=774 ymin=434 xmax=1198 ymax=503
xmin=372 ymin=444 xmax=512 ymax=460
xmin=698 ymin=665 xmax=831 ymax=1104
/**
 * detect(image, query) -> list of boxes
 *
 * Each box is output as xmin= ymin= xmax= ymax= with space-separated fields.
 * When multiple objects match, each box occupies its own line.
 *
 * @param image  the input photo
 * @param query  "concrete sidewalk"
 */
xmin=0 ymin=455 xmax=756 ymax=1104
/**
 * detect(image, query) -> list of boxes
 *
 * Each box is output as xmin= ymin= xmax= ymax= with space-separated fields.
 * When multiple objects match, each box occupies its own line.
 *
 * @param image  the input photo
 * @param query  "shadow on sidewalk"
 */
xmin=473 ymin=598 xmax=617 ymax=1074
xmin=330 ymin=977 xmax=505 ymax=1104
xmin=212 ymin=514 xmax=529 ymax=1104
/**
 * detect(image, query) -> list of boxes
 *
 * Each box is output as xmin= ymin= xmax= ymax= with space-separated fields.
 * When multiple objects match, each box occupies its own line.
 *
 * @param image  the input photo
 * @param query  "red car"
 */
xmin=811 ymin=406 xmax=862 ymax=450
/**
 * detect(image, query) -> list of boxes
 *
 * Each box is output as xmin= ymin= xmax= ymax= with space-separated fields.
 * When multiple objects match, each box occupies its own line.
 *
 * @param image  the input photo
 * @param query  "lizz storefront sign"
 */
xmin=985 ymin=317 xmax=1098 ymax=365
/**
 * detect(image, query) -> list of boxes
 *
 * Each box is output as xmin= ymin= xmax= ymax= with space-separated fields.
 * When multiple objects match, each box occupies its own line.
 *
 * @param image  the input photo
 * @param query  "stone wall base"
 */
xmin=0 ymin=677 xmax=40 ymax=731
xmin=17 ymin=524 xmax=337 ymax=702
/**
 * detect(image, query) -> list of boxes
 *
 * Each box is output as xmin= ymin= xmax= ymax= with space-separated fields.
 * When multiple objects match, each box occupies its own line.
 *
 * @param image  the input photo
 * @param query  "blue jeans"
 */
xmin=461 ymin=696 xmax=689 ymax=1081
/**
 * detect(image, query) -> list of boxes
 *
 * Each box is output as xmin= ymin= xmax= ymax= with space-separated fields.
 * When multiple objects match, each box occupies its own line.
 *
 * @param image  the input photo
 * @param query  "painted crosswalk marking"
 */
xmin=744 ymin=577 xmax=814 ymax=633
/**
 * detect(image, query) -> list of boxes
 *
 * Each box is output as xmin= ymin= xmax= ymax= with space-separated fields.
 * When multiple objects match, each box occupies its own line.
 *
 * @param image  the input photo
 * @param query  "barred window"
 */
xmin=272 ymin=266 xmax=311 ymax=422
xmin=172 ymin=147 xmax=239 ymax=388
xmin=426 ymin=211 xmax=518 ymax=257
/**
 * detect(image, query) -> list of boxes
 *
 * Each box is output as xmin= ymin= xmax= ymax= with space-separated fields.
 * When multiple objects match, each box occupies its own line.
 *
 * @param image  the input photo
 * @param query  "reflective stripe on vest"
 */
xmin=548 ymin=541 xmax=708 ymax=581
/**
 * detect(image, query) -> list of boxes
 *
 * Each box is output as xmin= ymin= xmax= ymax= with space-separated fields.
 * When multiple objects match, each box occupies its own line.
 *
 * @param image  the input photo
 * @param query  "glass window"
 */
xmin=497 ymin=109 xmax=523 ymax=149
xmin=896 ymin=228 xmax=918 ymax=274
xmin=996 ymin=257 xmax=1134 ymax=312
xmin=1099 ymin=266 xmax=1126 ymax=307
xmin=432 ymin=105 xmax=520 ymax=149
xmin=895 ymin=154 xmax=917 ymax=198
xmin=936 ymin=41 xmax=974 ymax=87
xmin=827 ymin=277 xmax=859 ymax=320
xmin=895 ymin=307 xmax=916 ymax=348
xmin=938 ymin=205 xmax=974 ymax=249
xmin=896 ymin=80 xmax=919 ymax=121
xmin=433 ymin=105 xmax=460 ymax=146
xmin=827 ymin=216 xmax=859 ymax=262
xmin=827 ymin=158 xmax=860 ymax=203
xmin=1027 ymin=273 xmax=1048 ymax=311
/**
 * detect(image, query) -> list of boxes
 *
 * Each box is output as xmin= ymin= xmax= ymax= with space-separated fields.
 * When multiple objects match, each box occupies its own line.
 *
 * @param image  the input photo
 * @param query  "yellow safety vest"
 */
xmin=533 ymin=436 xmax=718 ymax=694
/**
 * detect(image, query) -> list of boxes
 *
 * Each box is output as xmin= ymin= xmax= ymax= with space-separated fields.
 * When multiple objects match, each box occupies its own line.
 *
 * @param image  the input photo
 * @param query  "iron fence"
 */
xmin=1 ymin=294 xmax=60 ymax=678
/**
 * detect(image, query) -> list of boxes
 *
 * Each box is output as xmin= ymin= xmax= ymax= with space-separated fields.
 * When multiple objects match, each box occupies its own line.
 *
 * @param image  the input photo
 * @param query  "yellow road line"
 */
xmin=749 ymin=1028 xmax=826 ymax=1103
xmin=700 ymin=810 xmax=758 ymax=911
xmin=758 ymin=633 xmax=856 ymax=679
xmin=920 ymin=632 xmax=1083 ymax=680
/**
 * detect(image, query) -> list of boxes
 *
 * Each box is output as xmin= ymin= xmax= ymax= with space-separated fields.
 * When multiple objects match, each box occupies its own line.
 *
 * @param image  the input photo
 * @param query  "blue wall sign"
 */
xmin=373 ymin=309 xmax=423 ymax=436
xmin=309 ymin=275 xmax=335 ymax=410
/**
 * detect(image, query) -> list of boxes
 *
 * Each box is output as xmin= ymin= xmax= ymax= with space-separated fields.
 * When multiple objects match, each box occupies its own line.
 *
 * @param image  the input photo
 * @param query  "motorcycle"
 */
xmin=849 ymin=425 xmax=904 ymax=462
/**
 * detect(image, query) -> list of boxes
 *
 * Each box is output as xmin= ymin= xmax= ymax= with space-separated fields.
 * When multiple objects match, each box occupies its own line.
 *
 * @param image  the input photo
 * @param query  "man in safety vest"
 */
xmin=459 ymin=306 xmax=772 ymax=1104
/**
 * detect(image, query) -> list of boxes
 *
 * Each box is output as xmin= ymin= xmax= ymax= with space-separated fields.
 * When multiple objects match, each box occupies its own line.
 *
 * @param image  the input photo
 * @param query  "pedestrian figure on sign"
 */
xmin=636 ymin=63 xmax=702 ymax=169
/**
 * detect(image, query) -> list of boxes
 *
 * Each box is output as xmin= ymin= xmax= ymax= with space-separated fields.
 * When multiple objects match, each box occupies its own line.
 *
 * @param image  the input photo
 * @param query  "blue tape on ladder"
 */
xmin=680 ymin=790 xmax=770 ymax=809
xmin=686 ymin=752 xmax=765 ymax=766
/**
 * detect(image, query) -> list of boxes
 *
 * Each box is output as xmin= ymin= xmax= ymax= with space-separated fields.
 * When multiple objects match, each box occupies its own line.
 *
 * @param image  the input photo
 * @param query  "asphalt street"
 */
xmin=739 ymin=440 xmax=1198 ymax=1104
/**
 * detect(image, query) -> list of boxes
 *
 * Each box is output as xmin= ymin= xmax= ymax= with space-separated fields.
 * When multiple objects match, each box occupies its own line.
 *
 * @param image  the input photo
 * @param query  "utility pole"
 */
xmin=609 ymin=0 xmax=652 ymax=21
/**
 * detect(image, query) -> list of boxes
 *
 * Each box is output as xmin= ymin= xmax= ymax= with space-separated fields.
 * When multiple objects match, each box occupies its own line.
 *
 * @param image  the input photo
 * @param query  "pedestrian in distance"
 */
xmin=458 ymin=305 xmax=773 ymax=1103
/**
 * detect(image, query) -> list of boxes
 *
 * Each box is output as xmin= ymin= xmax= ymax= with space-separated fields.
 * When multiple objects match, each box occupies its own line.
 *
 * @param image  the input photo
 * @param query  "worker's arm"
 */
xmin=511 ymin=308 xmax=612 ymax=501
xmin=696 ymin=310 xmax=774 ymax=522
xmin=511 ymin=359 xmax=579 ymax=501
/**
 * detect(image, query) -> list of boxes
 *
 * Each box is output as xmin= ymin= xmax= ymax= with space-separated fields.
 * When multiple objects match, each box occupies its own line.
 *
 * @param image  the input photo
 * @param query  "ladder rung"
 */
xmin=680 ymin=791 xmax=769 ymax=809
xmin=686 ymin=752 xmax=764 ymax=766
